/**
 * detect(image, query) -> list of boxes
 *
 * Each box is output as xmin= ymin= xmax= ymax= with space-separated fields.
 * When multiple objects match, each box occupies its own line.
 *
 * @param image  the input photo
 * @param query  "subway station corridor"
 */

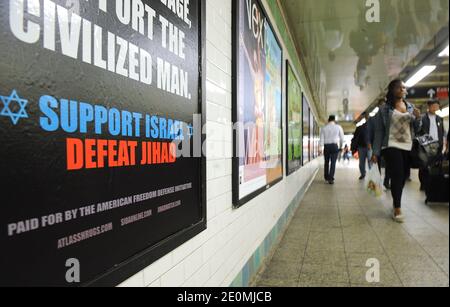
xmin=1 ymin=0 xmax=449 ymax=288
xmin=255 ymin=161 xmax=449 ymax=287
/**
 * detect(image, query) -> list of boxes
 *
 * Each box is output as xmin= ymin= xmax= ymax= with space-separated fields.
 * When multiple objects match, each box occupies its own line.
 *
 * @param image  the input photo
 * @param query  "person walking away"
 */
xmin=352 ymin=112 xmax=372 ymax=180
xmin=343 ymin=144 xmax=351 ymax=164
xmin=418 ymin=100 xmax=445 ymax=191
xmin=372 ymin=79 xmax=422 ymax=223
xmin=320 ymin=115 xmax=345 ymax=184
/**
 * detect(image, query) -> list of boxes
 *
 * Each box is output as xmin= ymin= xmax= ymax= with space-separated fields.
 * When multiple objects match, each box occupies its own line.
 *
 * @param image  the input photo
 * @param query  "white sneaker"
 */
xmin=392 ymin=213 xmax=405 ymax=223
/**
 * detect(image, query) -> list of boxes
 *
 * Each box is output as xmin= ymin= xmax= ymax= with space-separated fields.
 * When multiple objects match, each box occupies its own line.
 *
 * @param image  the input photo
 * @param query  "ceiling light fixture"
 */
xmin=405 ymin=65 xmax=437 ymax=88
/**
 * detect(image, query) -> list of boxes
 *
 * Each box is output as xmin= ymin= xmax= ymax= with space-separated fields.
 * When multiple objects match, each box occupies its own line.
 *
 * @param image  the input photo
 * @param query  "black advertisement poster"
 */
xmin=0 ymin=0 xmax=205 ymax=286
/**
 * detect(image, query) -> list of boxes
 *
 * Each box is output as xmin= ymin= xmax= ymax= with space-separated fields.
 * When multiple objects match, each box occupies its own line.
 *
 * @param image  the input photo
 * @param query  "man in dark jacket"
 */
xmin=352 ymin=112 xmax=372 ymax=180
xmin=418 ymin=100 xmax=445 ymax=190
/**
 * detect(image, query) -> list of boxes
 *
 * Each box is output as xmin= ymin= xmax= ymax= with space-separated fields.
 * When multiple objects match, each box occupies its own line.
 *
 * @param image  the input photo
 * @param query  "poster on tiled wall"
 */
xmin=309 ymin=109 xmax=315 ymax=159
xmin=233 ymin=0 xmax=283 ymax=207
xmin=286 ymin=62 xmax=302 ymax=176
xmin=302 ymin=95 xmax=310 ymax=165
xmin=0 ymin=0 xmax=206 ymax=286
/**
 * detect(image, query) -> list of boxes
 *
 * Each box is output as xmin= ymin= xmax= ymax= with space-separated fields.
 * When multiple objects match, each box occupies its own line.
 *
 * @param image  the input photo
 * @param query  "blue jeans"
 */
xmin=358 ymin=147 xmax=372 ymax=177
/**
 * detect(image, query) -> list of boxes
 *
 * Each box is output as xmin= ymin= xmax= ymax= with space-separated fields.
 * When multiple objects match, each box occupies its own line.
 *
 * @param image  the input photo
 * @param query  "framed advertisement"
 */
xmin=286 ymin=61 xmax=302 ymax=176
xmin=0 ymin=0 xmax=206 ymax=286
xmin=312 ymin=118 xmax=317 ymax=158
xmin=314 ymin=118 xmax=321 ymax=157
xmin=309 ymin=111 xmax=315 ymax=159
xmin=302 ymin=95 xmax=310 ymax=165
xmin=233 ymin=0 xmax=284 ymax=207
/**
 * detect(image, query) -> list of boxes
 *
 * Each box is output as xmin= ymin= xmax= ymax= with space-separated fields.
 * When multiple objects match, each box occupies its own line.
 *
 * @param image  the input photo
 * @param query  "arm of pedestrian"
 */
xmin=372 ymin=112 xmax=383 ymax=157
xmin=412 ymin=107 xmax=423 ymax=132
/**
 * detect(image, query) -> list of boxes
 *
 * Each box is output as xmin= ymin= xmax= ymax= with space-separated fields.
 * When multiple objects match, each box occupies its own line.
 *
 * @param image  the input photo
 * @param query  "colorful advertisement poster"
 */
xmin=312 ymin=118 xmax=317 ymax=159
xmin=286 ymin=63 xmax=302 ymax=175
xmin=302 ymin=95 xmax=310 ymax=165
xmin=233 ymin=0 xmax=283 ymax=206
xmin=234 ymin=0 xmax=283 ymax=206
xmin=0 ymin=0 xmax=205 ymax=286
xmin=314 ymin=119 xmax=321 ymax=158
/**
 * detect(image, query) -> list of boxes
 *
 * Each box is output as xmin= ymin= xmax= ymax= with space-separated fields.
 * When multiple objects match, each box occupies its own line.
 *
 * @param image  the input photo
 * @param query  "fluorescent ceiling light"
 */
xmin=436 ymin=107 xmax=449 ymax=118
xmin=405 ymin=65 xmax=437 ymax=88
xmin=439 ymin=45 xmax=449 ymax=57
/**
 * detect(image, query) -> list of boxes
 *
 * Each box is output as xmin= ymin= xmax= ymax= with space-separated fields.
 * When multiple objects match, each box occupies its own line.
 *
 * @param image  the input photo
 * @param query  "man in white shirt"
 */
xmin=320 ymin=115 xmax=345 ymax=184
xmin=419 ymin=100 xmax=445 ymax=191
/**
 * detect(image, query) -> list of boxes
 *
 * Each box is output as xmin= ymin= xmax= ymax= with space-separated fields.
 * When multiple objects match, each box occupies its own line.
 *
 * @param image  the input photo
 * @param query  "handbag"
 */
xmin=410 ymin=134 xmax=441 ymax=169
xmin=366 ymin=167 xmax=383 ymax=198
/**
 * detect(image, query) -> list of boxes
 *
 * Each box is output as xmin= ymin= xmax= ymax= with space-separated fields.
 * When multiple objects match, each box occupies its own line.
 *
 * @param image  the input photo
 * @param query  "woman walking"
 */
xmin=372 ymin=79 xmax=422 ymax=223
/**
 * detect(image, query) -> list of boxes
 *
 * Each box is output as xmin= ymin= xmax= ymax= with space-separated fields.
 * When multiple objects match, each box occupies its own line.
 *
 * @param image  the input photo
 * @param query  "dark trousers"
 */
xmin=383 ymin=148 xmax=411 ymax=209
xmin=375 ymin=156 xmax=391 ymax=185
xmin=358 ymin=147 xmax=372 ymax=177
xmin=324 ymin=144 xmax=339 ymax=181
xmin=419 ymin=168 xmax=429 ymax=190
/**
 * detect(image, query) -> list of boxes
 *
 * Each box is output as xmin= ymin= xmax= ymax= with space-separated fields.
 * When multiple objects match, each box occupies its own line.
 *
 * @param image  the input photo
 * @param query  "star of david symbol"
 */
xmin=0 ymin=90 xmax=29 ymax=125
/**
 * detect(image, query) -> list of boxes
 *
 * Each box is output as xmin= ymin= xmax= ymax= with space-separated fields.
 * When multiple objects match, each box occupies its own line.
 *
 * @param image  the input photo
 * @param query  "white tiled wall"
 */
xmin=118 ymin=0 xmax=320 ymax=287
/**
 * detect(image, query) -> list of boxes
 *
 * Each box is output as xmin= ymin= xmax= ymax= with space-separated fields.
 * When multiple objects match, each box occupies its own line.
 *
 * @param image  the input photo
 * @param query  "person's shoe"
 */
xmin=392 ymin=213 xmax=405 ymax=223
xmin=383 ymin=181 xmax=391 ymax=190
xmin=359 ymin=175 xmax=365 ymax=180
xmin=328 ymin=180 xmax=335 ymax=185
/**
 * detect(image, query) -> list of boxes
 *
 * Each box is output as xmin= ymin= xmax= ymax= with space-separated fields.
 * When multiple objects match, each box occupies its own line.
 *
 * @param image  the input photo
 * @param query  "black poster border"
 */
xmin=232 ymin=0 xmax=284 ymax=208
xmin=82 ymin=0 xmax=207 ymax=287
xmin=285 ymin=60 xmax=302 ymax=177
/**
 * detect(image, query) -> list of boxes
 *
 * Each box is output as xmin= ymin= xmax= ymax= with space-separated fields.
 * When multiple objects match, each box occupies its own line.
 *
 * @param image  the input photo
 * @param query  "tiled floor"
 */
xmin=255 ymin=161 xmax=449 ymax=287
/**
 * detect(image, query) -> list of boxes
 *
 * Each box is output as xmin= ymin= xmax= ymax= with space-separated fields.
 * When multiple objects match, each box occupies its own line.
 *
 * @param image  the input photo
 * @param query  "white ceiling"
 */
xmin=280 ymin=0 xmax=449 ymax=122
